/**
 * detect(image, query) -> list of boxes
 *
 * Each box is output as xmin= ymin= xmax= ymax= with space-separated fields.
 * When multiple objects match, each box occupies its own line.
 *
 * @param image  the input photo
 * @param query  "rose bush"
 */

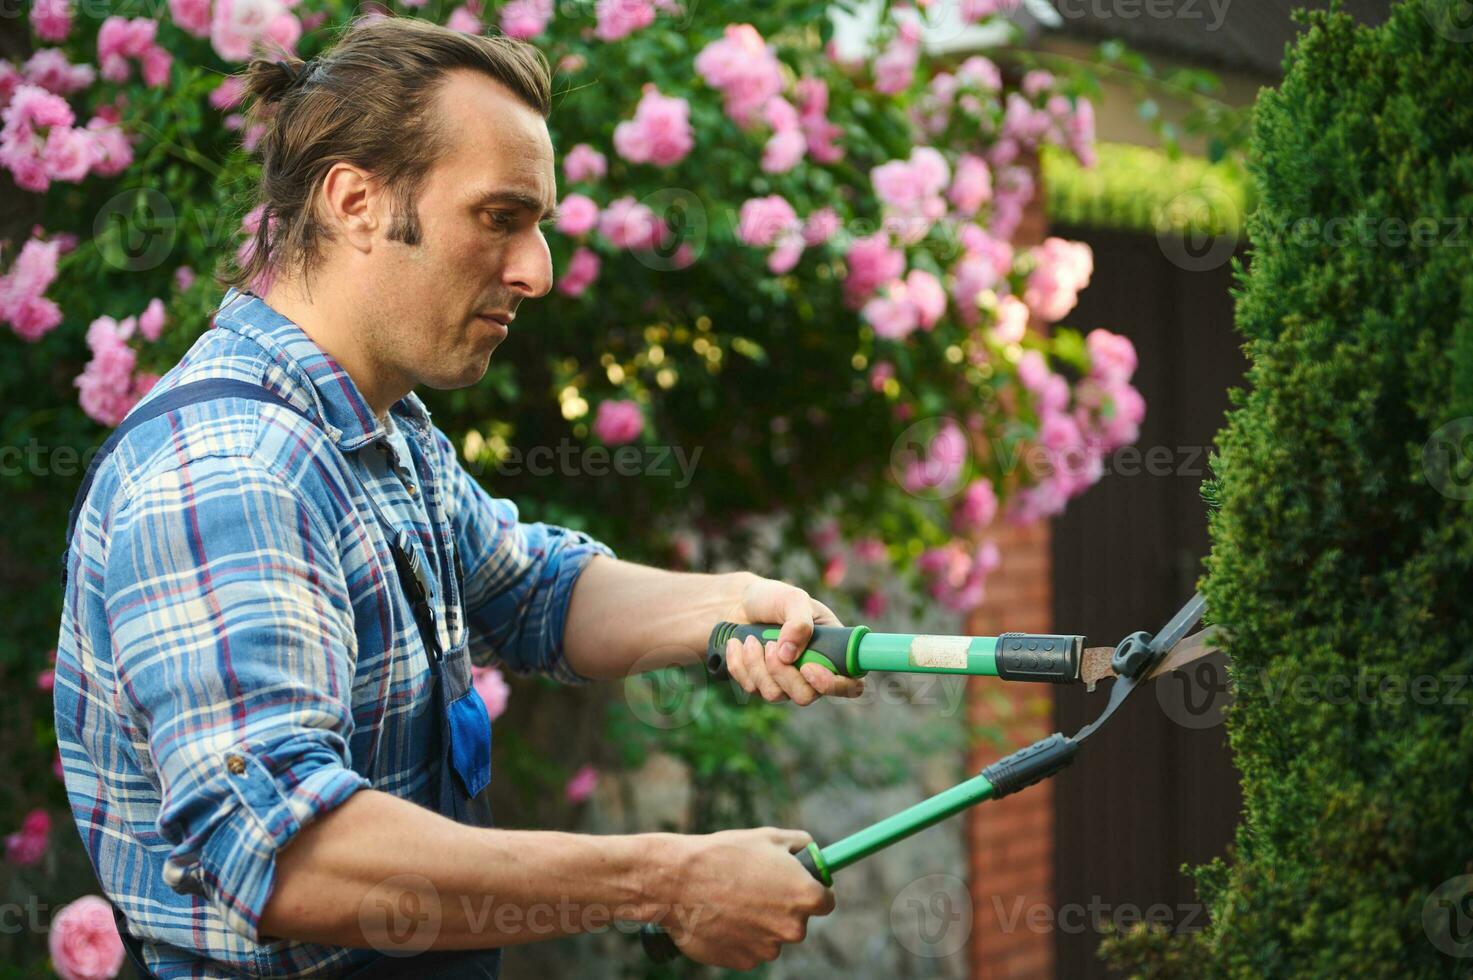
xmin=3 ymin=0 xmax=1141 ymax=616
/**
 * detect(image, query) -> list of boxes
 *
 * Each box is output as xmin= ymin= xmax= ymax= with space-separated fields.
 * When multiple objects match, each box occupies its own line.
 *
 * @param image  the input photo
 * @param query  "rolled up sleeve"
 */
xmin=104 ymin=455 xmax=370 ymax=944
xmin=435 ymin=432 xmax=615 ymax=682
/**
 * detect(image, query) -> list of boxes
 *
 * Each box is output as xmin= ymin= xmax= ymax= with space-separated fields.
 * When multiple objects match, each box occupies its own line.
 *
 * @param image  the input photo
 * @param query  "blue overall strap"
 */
xmin=61 ymin=378 xmax=313 ymax=589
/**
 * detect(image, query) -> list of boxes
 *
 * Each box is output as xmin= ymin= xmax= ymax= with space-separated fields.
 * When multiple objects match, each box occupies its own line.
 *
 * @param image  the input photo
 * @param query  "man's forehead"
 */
xmin=434 ymin=70 xmax=555 ymax=202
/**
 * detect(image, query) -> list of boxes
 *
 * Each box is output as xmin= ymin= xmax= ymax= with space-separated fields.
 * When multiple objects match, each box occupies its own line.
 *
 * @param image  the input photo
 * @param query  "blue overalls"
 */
xmin=63 ymin=379 xmax=503 ymax=978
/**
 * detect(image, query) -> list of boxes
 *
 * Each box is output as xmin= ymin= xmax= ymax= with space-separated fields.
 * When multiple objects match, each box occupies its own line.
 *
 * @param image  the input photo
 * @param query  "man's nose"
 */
xmin=503 ymin=232 xmax=553 ymax=300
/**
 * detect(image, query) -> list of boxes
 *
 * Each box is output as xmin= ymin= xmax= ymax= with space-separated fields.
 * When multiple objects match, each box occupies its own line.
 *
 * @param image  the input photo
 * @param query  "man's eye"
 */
xmin=486 ymin=211 xmax=517 ymax=230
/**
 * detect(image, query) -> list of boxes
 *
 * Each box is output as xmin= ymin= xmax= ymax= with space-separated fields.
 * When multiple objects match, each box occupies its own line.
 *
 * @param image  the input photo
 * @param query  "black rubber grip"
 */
xmin=705 ymin=622 xmax=862 ymax=679
xmin=640 ymin=922 xmax=681 ymax=963
xmin=981 ymin=733 xmax=1079 ymax=798
xmin=995 ymin=633 xmax=1084 ymax=683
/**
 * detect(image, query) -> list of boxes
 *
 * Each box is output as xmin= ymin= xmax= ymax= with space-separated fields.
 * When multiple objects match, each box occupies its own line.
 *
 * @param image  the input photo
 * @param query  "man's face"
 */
xmin=366 ymin=69 xmax=556 ymax=393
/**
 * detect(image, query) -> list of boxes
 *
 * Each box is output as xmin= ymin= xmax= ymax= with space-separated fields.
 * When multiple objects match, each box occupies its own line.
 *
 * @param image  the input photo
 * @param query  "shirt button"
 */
xmin=406 ymin=483 xmax=418 ymax=497
xmin=225 ymin=753 xmax=246 ymax=775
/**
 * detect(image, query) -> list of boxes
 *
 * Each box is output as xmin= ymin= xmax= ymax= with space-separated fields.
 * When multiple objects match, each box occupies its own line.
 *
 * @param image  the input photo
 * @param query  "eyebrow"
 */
xmin=474 ymin=190 xmax=559 ymax=223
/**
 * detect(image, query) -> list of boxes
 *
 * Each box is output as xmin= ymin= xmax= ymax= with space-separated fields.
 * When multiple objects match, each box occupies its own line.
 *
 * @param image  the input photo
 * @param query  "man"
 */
xmin=55 ymin=17 xmax=861 ymax=978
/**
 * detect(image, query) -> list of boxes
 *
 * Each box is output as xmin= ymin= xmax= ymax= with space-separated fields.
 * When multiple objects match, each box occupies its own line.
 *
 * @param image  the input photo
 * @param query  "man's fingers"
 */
xmin=766 ymin=827 xmax=813 ymax=852
xmin=810 ymin=599 xmax=843 ymax=627
xmin=801 ymin=665 xmax=864 ymax=699
xmin=746 ymin=636 xmax=787 ymax=702
xmin=764 ymin=642 xmax=820 ymax=705
xmin=726 ymin=637 xmax=755 ymax=694
xmin=775 ymin=604 xmax=814 ymax=664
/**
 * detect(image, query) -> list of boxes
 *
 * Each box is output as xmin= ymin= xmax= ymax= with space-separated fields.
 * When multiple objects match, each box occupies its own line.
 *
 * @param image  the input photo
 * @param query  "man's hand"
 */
xmin=722 ymin=576 xmax=864 ymax=704
xmin=660 ymin=827 xmax=834 ymax=970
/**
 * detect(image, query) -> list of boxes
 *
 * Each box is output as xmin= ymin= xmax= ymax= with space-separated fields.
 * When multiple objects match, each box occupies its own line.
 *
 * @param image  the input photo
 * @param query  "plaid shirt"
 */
xmin=54 ymin=289 xmax=613 ymax=978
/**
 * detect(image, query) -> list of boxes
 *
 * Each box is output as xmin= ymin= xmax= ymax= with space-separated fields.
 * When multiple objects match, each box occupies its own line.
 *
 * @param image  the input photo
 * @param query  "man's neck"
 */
xmin=262 ymin=277 xmax=406 ymax=420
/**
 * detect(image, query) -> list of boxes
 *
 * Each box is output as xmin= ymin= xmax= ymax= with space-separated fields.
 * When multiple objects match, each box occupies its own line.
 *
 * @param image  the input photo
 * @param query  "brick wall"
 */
xmin=966 ymin=519 xmax=1055 ymax=980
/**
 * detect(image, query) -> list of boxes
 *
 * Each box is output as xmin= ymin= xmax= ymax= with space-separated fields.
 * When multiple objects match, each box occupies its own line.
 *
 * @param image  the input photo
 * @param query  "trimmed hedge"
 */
xmin=1042 ymin=141 xmax=1253 ymax=237
xmin=1106 ymin=1 xmax=1473 ymax=976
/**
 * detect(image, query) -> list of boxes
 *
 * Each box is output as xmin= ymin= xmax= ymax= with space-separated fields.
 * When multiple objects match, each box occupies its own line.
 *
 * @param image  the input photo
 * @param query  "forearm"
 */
xmin=562 ymin=555 xmax=756 ymax=679
xmin=260 ymin=788 xmax=685 ymax=949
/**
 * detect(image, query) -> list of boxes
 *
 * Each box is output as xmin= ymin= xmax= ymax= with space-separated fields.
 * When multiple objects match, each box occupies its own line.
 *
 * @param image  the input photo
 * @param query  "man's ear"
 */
xmin=319 ymin=162 xmax=382 ymax=256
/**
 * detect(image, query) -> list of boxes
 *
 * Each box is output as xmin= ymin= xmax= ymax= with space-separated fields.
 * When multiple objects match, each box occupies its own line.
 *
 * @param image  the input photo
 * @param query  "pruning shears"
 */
xmin=640 ymin=592 xmax=1219 ymax=963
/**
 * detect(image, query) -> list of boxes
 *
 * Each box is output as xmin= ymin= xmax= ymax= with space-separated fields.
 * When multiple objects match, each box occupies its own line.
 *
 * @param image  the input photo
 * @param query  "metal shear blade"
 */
xmin=1070 ymin=595 xmax=1218 ymax=743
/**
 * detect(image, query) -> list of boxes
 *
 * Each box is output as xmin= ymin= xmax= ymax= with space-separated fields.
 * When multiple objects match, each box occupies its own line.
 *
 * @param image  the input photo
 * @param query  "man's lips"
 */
xmin=475 ymin=311 xmax=513 ymax=336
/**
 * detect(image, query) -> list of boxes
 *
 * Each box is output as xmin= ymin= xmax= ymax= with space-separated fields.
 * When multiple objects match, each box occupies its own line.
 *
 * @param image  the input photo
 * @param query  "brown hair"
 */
xmin=224 ymin=16 xmax=552 ymax=289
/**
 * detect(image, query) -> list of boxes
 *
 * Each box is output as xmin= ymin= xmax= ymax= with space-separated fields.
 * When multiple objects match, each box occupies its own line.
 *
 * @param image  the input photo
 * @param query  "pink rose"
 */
xmin=471 ymin=664 xmax=510 ymax=723
xmin=864 ymin=271 xmax=944 ymax=340
xmin=446 ymin=5 xmax=482 ymax=33
xmin=1024 ymin=237 xmax=1093 ymax=323
xmin=613 ymin=86 xmax=693 ymax=167
xmin=948 ymin=153 xmax=992 ymax=215
xmin=1016 ymin=350 xmax=1050 ymax=393
xmin=37 ymin=668 xmax=56 ymax=692
xmin=169 ymin=0 xmax=213 ymax=38
xmin=48 ymin=895 xmax=125 ymax=980
xmin=598 ymin=197 xmax=664 ymax=250
xmin=31 ymin=0 xmax=74 ymax=42
xmin=904 ymin=269 xmax=946 ymax=329
xmin=565 ymin=764 xmax=599 ymax=804
xmin=137 ymin=298 xmax=166 ymax=341
xmin=953 ymin=478 xmax=997 ymax=532
xmin=592 ymin=399 xmax=643 ymax=444
xmin=843 ymin=234 xmax=905 ymax=307
xmin=85 ymin=118 xmax=134 ymax=177
xmin=873 ymin=19 xmax=920 ymax=94
xmin=1069 ymin=98 xmax=1097 ymax=168
xmin=595 ymin=0 xmax=655 ymax=41
xmin=500 ymin=0 xmax=553 ymax=39
xmin=563 ymin=143 xmax=606 ymax=183
xmin=41 ymin=126 xmax=96 ymax=183
xmin=21 ymin=50 xmax=95 ymax=97
xmin=554 ymin=194 xmax=599 ymax=237
xmin=1086 ymin=328 xmax=1137 ymax=384
xmin=694 ymin=24 xmax=783 ymax=128
xmin=736 ymin=195 xmax=798 ymax=248
xmin=988 ymin=296 xmax=1030 ymax=345
xmin=761 ymin=127 xmax=806 ymax=174
xmin=556 ymin=246 xmax=600 ymax=297
xmin=802 ymin=208 xmax=841 ymax=247
xmin=4 ymin=808 xmax=51 ymax=866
